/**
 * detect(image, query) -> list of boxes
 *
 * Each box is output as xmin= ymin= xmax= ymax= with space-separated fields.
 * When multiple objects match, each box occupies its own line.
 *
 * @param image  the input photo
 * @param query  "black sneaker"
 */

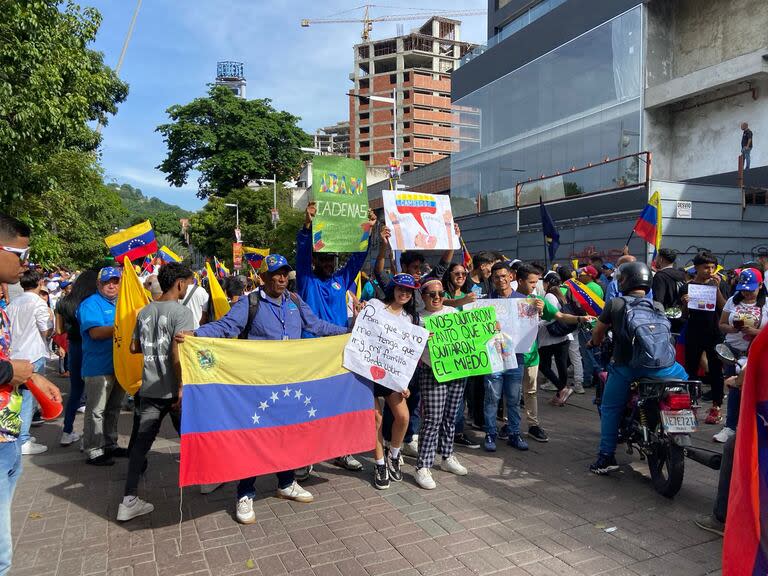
xmin=453 ymin=434 xmax=480 ymax=449
xmin=700 ymin=390 xmax=713 ymax=402
xmin=528 ymin=426 xmax=549 ymax=443
xmin=387 ymin=455 xmax=403 ymax=482
xmin=374 ymin=463 xmax=390 ymax=490
xmin=86 ymin=454 xmax=115 ymax=466
xmin=31 ymin=411 xmax=44 ymax=427
xmin=589 ymin=453 xmax=619 ymax=475
xmin=110 ymin=447 xmax=130 ymax=458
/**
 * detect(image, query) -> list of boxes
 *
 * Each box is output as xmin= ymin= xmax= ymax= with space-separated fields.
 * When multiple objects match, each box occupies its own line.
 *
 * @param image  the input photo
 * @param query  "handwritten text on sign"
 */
xmin=343 ymin=300 xmax=428 ymax=392
xmin=425 ymin=307 xmax=497 ymax=383
xmin=466 ymin=298 xmax=540 ymax=353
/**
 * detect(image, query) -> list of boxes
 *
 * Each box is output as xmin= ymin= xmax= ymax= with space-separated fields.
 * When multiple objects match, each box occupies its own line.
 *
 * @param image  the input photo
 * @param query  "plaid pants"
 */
xmin=416 ymin=364 xmax=466 ymax=470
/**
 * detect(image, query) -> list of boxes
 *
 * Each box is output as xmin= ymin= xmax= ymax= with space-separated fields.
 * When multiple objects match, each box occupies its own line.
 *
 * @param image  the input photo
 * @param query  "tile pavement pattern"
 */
xmin=10 ymin=379 xmax=723 ymax=576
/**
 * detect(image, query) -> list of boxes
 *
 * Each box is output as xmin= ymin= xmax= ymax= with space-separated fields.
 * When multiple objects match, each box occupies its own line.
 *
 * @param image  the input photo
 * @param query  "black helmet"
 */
xmin=617 ymin=261 xmax=652 ymax=294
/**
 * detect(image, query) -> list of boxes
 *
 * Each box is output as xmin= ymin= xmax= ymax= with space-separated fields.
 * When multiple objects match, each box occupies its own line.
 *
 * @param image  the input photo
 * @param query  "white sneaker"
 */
xmin=276 ymin=481 xmax=313 ymax=503
xmin=21 ymin=441 xmax=47 ymax=455
xmin=440 ymin=454 xmax=468 ymax=476
xmin=539 ymin=381 xmax=558 ymax=392
xmin=713 ymin=427 xmax=735 ymax=444
xmin=60 ymin=431 xmax=81 ymax=446
xmin=117 ymin=497 xmax=154 ymax=521
xmin=401 ymin=440 xmax=419 ymax=458
xmin=572 ymin=383 xmax=585 ymax=394
xmin=236 ymin=496 xmax=256 ymax=524
xmin=199 ymin=483 xmax=223 ymax=495
xmin=414 ymin=467 xmax=436 ymax=490
xmin=77 ymin=405 xmax=85 ymax=413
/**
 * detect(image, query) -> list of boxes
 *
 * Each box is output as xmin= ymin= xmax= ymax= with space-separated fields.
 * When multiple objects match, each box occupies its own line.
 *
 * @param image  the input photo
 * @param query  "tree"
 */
xmin=156 ymin=86 xmax=310 ymax=199
xmin=110 ymin=183 xmax=190 ymax=238
xmin=188 ymin=186 xmax=303 ymax=267
xmin=0 ymin=1 xmax=128 ymax=204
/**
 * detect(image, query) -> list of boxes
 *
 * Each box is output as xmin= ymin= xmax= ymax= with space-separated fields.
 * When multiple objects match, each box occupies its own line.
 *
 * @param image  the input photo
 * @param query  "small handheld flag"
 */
xmin=243 ymin=247 xmax=270 ymax=272
xmin=214 ymin=257 xmax=230 ymax=278
xmin=205 ymin=262 xmax=231 ymax=320
xmin=158 ymin=245 xmax=182 ymax=263
xmin=104 ymin=221 xmax=158 ymax=262
xmin=632 ymin=191 xmax=662 ymax=252
xmin=460 ymin=238 xmax=473 ymax=271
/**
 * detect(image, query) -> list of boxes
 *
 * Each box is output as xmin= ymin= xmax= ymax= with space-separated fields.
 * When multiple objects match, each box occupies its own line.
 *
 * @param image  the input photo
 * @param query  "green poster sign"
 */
xmin=425 ymin=307 xmax=498 ymax=383
xmin=311 ymin=156 xmax=370 ymax=253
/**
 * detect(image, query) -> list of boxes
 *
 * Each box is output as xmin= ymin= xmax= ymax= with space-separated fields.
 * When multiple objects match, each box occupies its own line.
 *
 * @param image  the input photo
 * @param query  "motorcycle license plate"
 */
xmin=661 ymin=410 xmax=697 ymax=433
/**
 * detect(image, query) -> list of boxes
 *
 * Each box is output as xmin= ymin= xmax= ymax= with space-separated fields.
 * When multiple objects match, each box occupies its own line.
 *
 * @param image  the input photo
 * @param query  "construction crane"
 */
xmin=301 ymin=4 xmax=486 ymax=42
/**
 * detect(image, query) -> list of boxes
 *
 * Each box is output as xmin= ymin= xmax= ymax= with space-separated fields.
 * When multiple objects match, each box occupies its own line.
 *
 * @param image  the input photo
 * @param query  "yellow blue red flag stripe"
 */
xmin=158 ymin=245 xmax=182 ymax=263
xmin=633 ymin=191 xmax=662 ymax=251
xmin=243 ymin=247 xmax=269 ymax=271
xmin=178 ymin=335 xmax=375 ymax=486
xmin=104 ymin=220 xmax=158 ymax=262
xmin=565 ymin=279 xmax=604 ymax=316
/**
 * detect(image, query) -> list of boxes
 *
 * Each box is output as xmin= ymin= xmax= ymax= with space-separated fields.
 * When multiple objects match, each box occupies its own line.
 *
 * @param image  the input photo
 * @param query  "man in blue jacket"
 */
xmin=191 ymin=254 xmax=348 ymax=524
xmin=295 ymin=203 xmax=376 ymax=471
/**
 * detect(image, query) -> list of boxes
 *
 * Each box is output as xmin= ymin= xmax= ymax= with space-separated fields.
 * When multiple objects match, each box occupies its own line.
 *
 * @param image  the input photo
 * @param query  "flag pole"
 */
xmin=625 ymin=229 xmax=634 ymax=249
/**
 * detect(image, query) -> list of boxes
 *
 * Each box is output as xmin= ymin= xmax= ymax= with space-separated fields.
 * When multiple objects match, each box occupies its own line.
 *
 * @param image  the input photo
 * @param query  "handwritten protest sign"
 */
xmin=466 ymin=298 xmax=540 ymax=353
xmin=425 ymin=307 xmax=497 ymax=382
xmin=312 ymin=156 xmax=371 ymax=253
xmin=687 ymin=284 xmax=717 ymax=311
xmin=343 ymin=300 xmax=428 ymax=392
xmin=382 ymin=190 xmax=459 ymax=251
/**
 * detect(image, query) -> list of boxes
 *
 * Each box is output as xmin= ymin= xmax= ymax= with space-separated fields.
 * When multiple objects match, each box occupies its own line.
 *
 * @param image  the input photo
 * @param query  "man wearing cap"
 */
xmin=78 ymin=266 xmax=126 ymax=466
xmin=577 ymin=266 xmax=605 ymax=299
xmin=190 ymin=254 xmax=349 ymax=524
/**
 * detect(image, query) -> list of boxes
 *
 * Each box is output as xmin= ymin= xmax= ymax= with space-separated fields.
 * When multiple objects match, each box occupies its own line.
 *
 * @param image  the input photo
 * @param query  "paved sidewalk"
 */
xmin=10 ymin=379 xmax=723 ymax=576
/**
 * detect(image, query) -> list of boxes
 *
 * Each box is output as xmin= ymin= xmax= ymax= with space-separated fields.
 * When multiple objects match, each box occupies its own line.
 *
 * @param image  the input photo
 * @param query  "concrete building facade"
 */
xmin=449 ymin=0 xmax=768 ymax=265
xmin=215 ymin=61 xmax=246 ymax=99
xmin=349 ymin=17 xmax=477 ymax=173
xmin=314 ymin=121 xmax=350 ymax=156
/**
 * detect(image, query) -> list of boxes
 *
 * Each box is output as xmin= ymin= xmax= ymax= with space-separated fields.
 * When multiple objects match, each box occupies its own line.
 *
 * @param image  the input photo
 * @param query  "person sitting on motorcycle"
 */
xmin=587 ymin=261 xmax=689 ymax=475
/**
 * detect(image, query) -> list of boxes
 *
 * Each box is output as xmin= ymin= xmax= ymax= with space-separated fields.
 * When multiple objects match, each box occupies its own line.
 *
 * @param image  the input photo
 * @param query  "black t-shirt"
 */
xmin=598 ymin=295 xmax=665 ymax=366
xmin=680 ymin=282 xmax=722 ymax=340
xmin=652 ymin=267 xmax=687 ymax=310
xmin=742 ymin=129 xmax=753 ymax=149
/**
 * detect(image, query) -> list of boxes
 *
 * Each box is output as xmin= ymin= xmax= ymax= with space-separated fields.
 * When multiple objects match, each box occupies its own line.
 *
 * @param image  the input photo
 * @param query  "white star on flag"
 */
xmin=270 ymin=391 xmax=279 ymax=402
xmin=252 ymin=413 xmax=260 ymax=424
xmin=307 ymin=407 xmax=317 ymax=418
xmin=259 ymin=401 xmax=269 ymax=411
xmin=304 ymin=396 xmax=311 ymax=406
xmin=294 ymin=389 xmax=303 ymax=399
xmin=282 ymin=387 xmax=292 ymax=397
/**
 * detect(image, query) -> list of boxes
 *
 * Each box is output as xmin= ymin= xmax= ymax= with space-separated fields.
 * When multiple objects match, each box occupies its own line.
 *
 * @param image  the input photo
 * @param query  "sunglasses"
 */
xmin=1 ymin=246 xmax=30 ymax=261
xmin=452 ymin=271 xmax=467 ymax=277
xmin=423 ymin=291 xmax=443 ymax=298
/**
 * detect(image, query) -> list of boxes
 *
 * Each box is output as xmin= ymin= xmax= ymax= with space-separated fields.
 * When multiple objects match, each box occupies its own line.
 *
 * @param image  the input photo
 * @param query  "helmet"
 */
xmin=617 ymin=261 xmax=652 ymax=294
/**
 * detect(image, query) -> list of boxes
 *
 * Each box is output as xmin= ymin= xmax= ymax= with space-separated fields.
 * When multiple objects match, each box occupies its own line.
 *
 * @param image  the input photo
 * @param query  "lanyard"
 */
xmin=268 ymin=295 xmax=288 ymax=338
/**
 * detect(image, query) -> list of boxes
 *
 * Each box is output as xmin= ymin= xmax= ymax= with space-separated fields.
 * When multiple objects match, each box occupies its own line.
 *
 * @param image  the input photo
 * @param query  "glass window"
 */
xmin=451 ymin=7 xmax=643 ymax=216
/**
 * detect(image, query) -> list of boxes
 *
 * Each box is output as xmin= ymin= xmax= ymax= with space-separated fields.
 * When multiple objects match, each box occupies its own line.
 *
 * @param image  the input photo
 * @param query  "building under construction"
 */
xmin=349 ymin=17 xmax=477 ymax=173
xmin=314 ymin=121 xmax=350 ymax=156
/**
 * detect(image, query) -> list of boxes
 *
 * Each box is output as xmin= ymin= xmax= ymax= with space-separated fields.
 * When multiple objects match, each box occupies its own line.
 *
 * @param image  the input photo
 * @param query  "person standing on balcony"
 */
xmin=741 ymin=122 xmax=753 ymax=170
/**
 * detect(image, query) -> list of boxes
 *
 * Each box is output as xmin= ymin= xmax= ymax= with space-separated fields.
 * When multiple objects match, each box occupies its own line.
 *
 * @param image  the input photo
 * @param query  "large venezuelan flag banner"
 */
xmin=178 ymin=334 xmax=375 ymax=486
xmin=723 ymin=328 xmax=768 ymax=574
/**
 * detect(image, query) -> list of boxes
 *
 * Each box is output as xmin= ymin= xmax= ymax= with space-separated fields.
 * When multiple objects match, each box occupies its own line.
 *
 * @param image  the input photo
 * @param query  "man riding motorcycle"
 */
xmin=587 ymin=261 xmax=689 ymax=474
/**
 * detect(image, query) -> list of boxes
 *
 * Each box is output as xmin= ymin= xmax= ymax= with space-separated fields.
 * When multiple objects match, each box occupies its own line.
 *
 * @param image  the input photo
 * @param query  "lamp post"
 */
xmin=224 ymin=203 xmax=239 ymax=228
xmin=256 ymin=176 xmax=279 ymax=228
xmin=348 ymin=89 xmax=398 ymax=185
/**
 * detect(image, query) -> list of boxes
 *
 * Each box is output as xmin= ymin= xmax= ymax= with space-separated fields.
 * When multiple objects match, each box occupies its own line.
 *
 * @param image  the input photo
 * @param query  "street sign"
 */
xmin=676 ymin=200 xmax=692 ymax=219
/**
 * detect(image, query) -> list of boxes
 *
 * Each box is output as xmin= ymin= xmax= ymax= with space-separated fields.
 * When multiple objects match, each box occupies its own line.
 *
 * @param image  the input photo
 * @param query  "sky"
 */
xmin=88 ymin=0 xmax=487 ymax=212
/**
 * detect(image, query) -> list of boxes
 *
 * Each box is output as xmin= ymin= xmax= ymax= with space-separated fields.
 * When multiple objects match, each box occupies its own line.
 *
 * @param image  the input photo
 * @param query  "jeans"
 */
xmin=383 ymin=373 xmax=420 ymax=443
xmin=83 ymin=375 xmax=125 ymax=459
xmin=714 ymin=433 xmax=736 ymax=523
xmin=725 ymin=387 xmax=741 ymax=430
xmin=742 ymin=147 xmax=751 ymax=170
xmin=19 ymin=357 xmax=46 ymax=445
xmin=0 ymin=440 xmax=22 ymax=576
xmin=62 ymin=340 xmax=85 ymax=435
xmin=599 ymin=362 xmax=689 ymax=455
xmin=579 ymin=329 xmax=596 ymax=385
xmin=124 ymin=396 xmax=180 ymax=496
xmin=454 ymin=383 xmax=466 ymax=435
xmin=237 ymin=471 xmax=295 ymax=499
xmin=483 ymin=365 xmax=523 ymax=437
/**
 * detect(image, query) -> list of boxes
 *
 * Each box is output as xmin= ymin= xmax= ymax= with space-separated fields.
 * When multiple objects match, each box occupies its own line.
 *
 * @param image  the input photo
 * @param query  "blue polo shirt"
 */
xmin=78 ymin=293 xmax=116 ymax=377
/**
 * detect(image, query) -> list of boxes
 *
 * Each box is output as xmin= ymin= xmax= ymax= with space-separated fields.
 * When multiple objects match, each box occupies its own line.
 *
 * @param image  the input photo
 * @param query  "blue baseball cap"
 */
xmin=264 ymin=254 xmax=293 ymax=273
xmin=98 ymin=267 xmax=122 ymax=282
xmin=602 ymin=263 xmax=615 ymax=270
xmin=735 ymin=268 xmax=762 ymax=292
xmin=390 ymin=273 xmax=419 ymax=290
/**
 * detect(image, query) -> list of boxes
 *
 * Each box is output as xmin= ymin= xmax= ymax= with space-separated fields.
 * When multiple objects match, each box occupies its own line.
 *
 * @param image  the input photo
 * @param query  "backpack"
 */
xmin=620 ymin=296 xmax=675 ymax=370
xmin=238 ymin=290 xmax=303 ymax=339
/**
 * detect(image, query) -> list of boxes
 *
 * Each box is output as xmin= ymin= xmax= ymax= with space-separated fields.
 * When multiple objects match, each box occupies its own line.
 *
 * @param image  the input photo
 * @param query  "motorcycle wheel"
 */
xmin=647 ymin=438 xmax=685 ymax=498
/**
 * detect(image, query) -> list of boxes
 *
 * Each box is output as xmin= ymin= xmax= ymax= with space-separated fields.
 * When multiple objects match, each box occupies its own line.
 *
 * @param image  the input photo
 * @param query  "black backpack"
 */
xmin=238 ymin=290 xmax=303 ymax=339
xmin=545 ymin=293 xmax=580 ymax=337
xmin=620 ymin=296 xmax=675 ymax=370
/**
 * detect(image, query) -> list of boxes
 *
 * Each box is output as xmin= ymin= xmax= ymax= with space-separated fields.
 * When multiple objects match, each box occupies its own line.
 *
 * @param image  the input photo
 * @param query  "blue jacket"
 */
xmin=605 ymin=278 xmax=653 ymax=305
xmin=195 ymin=289 xmax=347 ymax=341
xmin=295 ymin=228 xmax=368 ymax=333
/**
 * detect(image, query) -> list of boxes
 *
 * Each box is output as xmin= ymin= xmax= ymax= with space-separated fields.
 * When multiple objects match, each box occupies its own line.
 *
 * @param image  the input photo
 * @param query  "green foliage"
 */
xmin=188 ymin=186 xmax=303 ymax=267
xmin=6 ymin=151 xmax=127 ymax=268
xmin=155 ymin=233 xmax=189 ymax=261
xmin=0 ymin=0 xmax=128 ymax=204
xmin=108 ymin=182 xmax=190 ymax=237
xmin=156 ymin=86 xmax=310 ymax=199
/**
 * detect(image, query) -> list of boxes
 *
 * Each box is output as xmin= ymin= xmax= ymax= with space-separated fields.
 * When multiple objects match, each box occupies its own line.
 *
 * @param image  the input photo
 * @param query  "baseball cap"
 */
xmin=735 ymin=268 xmax=762 ymax=292
xmin=60 ymin=281 xmax=72 ymax=289
xmin=98 ymin=267 xmax=122 ymax=282
xmin=579 ymin=265 xmax=599 ymax=280
xmin=264 ymin=254 xmax=293 ymax=273
xmin=45 ymin=281 xmax=59 ymax=293
xmin=601 ymin=263 xmax=615 ymax=271
xmin=391 ymin=273 xmax=419 ymax=290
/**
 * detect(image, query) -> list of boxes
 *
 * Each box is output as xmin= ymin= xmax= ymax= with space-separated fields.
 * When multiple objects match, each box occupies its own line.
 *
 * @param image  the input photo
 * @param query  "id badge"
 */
xmin=282 ymin=335 xmax=289 ymax=341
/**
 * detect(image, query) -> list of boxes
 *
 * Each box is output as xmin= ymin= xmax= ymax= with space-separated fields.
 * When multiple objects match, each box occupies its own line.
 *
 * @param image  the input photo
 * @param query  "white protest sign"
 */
xmin=343 ymin=300 xmax=429 ymax=392
xmin=382 ymin=190 xmax=460 ymax=251
xmin=688 ymin=284 xmax=717 ymax=311
xmin=466 ymin=298 xmax=540 ymax=353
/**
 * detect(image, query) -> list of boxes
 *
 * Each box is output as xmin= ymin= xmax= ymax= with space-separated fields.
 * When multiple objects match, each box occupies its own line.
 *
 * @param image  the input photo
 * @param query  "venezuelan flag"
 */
xmin=178 ymin=335 xmax=375 ymax=486
xmin=723 ymin=328 xmax=768 ymax=575
xmin=214 ymin=257 xmax=230 ymax=278
xmin=105 ymin=220 xmax=158 ymax=262
xmin=460 ymin=238 xmax=473 ymax=271
xmin=565 ymin=279 xmax=604 ymax=316
xmin=633 ymin=191 xmax=662 ymax=251
xmin=243 ymin=247 xmax=269 ymax=271
xmin=158 ymin=245 xmax=182 ymax=263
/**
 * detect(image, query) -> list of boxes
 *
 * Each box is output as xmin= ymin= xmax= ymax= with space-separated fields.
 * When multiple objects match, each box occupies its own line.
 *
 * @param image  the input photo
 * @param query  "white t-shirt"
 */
xmin=7 ymin=291 xmax=53 ymax=362
xmin=179 ymin=284 xmax=210 ymax=329
xmin=537 ymin=293 xmax=571 ymax=348
xmin=722 ymin=296 xmax=767 ymax=352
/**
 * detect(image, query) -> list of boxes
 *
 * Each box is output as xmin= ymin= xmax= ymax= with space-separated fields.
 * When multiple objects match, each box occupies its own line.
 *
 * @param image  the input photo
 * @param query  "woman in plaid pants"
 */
xmin=414 ymin=279 xmax=469 ymax=490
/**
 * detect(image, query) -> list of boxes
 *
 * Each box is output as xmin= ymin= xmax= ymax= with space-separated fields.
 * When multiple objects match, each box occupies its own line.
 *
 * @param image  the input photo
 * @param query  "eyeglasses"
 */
xmin=1 ymin=246 xmax=30 ymax=261
xmin=452 ymin=272 xmax=467 ymax=277
xmin=423 ymin=291 xmax=443 ymax=298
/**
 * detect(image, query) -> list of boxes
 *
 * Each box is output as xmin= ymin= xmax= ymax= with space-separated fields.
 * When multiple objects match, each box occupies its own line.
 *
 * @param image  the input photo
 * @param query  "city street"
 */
xmin=10 ymin=376 xmax=722 ymax=576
